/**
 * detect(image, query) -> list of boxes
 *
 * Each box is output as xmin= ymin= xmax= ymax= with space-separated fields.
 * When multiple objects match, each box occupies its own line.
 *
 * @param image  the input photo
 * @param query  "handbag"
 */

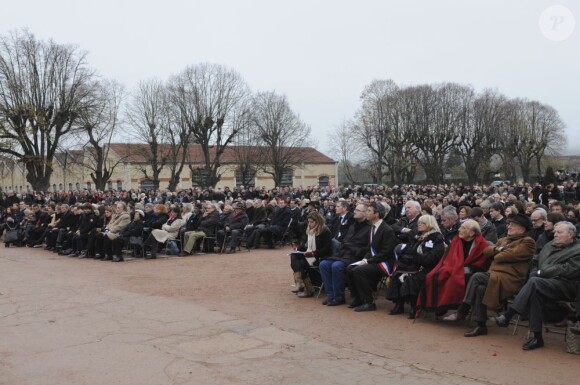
xmin=165 ymin=240 xmax=180 ymax=255
xmin=4 ymin=228 xmax=19 ymax=243
xmin=565 ymin=321 xmax=580 ymax=354
xmin=396 ymin=254 xmax=420 ymax=272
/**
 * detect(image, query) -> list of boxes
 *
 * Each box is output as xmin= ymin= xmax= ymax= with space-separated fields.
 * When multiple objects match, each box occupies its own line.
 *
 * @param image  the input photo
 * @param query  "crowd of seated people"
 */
xmin=2 ymin=180 xmax=580 ymax=352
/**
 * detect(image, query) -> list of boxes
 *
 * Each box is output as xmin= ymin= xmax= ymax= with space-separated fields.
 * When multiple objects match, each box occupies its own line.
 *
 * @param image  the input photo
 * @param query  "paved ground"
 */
xmin=1 ymin=245 xmax=578 ymax=385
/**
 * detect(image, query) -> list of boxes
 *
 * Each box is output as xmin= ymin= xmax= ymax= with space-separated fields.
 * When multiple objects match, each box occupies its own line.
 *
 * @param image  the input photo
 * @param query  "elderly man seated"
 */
xmin=216 ymin=202 xmax=249 ymax=253
xmin=493 ymin=221 xmax=580 ymax=350
xmin=418 ymin=219 xmax=489 ymax=316
xmin=443 ymin=213 xmax=535 ymax=337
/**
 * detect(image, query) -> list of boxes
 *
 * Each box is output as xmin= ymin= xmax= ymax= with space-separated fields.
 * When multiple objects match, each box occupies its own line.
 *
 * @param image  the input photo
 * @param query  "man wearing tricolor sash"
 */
xmin=346 ymin=202 xmax=398 ymax=312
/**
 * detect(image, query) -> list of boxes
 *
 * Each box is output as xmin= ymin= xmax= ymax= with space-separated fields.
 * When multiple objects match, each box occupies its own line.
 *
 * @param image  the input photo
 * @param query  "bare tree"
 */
xmin=506 ymin=99 xmax=566 ymax=182
xmin=352 ymin=80 xmax=399 ymax=183
xmin=388 ymin=88 xmax=420 ymax=184
xmin=124 ymin=79 xmax=169 ymax=190
xmin=455 ymin=89 xmax=505 ymax=184
xmin=76 ymin=79 xmax=125 ymax=190
xmin=250 ymin=91 xmax=311 ymax=186
xmin=407 ymin=83 xmax=464 ymax=184
xmin=529 ymin=101 xmax=566 ymax=178
xmin=172 ymin=63 xmax=250 ymax=188
xmin=230 ymin=124 xmax=262 ymax=187
xmin=164 ymin=76 xmax=195 ymax=191
xmin=0 ymin=30 xmax=97 ymax=190
xmin=330 ymin=120 xmax=363 ymax=185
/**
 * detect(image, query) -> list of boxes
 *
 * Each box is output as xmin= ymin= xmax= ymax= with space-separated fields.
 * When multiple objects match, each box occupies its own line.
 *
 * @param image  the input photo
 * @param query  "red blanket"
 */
xmin=418 ymin=234 xmax=489 ymax=310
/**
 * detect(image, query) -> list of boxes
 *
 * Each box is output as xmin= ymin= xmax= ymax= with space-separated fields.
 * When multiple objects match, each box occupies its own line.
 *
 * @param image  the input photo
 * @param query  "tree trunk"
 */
xmin=25 ymin=161 xmax=52 ymax=191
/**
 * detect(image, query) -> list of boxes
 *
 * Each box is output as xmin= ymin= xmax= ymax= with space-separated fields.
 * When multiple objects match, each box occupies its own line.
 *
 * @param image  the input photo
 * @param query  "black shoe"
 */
xmin=228 ymin=248 xmax=236 ymax=254
xmin=492 ymin=315 xmax=509 ymax=327
xmin=407 ymin=307 xmax=417 ymax=319
xmin=327 ymin=299 xmax=346 ymax=307
xmin=95 ymin=253 xmax=102 ymax=260
xmin=145 ymin=254 xmax=157 ymax=259
xmin=348 ymin=300 xmax=364 ymax=309
xmin=464 ymin=326 xmax=488 ymax=337
xmin=68 ymin=253 xmax=78 ymax=258
xmin=101 ymin=255 xmax=112 ymax=261
xmin=112 ymin=255 xmax=124 ymax=262
xmin=322 ymin=299 xmax=329 ymax=305
xmin=522 ymin=337 xmax=544 ymax=350
xmin=435 ymin=308 xmax=448 ymax=317
xmin=389 ymin=303 xmax=404 ymax=315
xmin=354 ymin=303 xmax=377 ymax=312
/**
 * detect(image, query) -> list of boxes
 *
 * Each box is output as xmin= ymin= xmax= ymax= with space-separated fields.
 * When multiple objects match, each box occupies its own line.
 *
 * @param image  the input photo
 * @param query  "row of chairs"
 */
xmin=122 ymin=219 xmax=297 ymax=259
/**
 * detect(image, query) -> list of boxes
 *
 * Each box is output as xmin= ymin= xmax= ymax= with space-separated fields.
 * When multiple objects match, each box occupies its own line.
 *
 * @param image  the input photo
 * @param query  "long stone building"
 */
xmin=0 ymin=144 xmax=337 ymax=192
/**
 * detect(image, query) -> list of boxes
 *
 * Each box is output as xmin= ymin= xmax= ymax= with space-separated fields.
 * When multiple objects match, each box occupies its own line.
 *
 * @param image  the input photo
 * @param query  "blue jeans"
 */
xmin=319 ymin=260 xmax=347 ymax=301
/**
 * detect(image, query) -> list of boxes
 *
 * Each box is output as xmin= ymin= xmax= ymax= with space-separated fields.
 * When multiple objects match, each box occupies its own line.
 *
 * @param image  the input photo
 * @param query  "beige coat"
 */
xmin=105 ymin=212 xmax=131 ymax=240
xmin=482 ymin=236 xmax=535 ymax=309
xmin=151 ymin=218 xmax=184 ymax=243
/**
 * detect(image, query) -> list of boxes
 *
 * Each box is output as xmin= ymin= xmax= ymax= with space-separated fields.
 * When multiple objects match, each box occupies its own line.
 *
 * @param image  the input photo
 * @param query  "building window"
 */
xmin=107 ymin=181 xmax=113 ymax=190
xmin=87 ymin=182 xmax=91 ymax=190
xmin=191 ymin=168 xmax=211 ymax=188
xmin=75 ymin=182 xmax=80 ymax=191
xmin=140 ymin=179 xmax=155 ymax=191
xmin=280 ymin=169 xmax=293 ymax=187
xmin=58 ymin=183 xmax=63 ymax=191
xmin=116 ymin=181 xmax=122 ymax=191
xmin=318 ymin=176 xmax=330 ymax=187
xmin=52 ymin=184 xmax=57 ymax=192
xmin=68 ymin=183 xmax=73 ymax=191
xmin=235 ymin=168 xmax=256 ymax=187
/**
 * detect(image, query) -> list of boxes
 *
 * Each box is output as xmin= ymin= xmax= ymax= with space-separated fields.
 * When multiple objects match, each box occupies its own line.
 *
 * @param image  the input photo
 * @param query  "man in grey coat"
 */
xmin=493 ymin=221 xmax=580 ymax=350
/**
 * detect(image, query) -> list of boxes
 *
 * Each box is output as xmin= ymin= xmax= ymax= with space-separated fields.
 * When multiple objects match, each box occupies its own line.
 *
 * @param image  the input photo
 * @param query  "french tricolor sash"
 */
xmin=378 ymin=250 xmax=399 ymax=277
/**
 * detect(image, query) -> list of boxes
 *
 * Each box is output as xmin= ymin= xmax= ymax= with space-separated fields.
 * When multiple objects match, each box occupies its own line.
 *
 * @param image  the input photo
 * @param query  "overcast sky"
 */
xmin=2 ymin=0 xmax=579 ymax=156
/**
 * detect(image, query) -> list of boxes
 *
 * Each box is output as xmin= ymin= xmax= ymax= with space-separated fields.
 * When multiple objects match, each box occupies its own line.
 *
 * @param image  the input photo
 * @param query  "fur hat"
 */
xmin=506 ymin=213 xmax=532 ymax=231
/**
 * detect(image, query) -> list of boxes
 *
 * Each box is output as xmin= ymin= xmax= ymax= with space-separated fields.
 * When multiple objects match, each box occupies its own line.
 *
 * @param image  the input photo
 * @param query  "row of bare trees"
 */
xmin=0 ymin=30 xmax=311 ymax=191
xmin=335 ymin=80 xmax=566 ymax=185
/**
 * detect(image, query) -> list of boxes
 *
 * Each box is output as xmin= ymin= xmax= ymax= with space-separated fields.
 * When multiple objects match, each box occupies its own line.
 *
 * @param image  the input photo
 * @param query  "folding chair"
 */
xmin=128 ymin=233 xmax=145 ymax=259
xmin=275 ymin=218 xmax=294 ymax=247
xmin=220 ymin=230 xmax=247 ymax=253
xmin=308 ymin=264 xmax=324 ymax=298
xmin=201 ymin=225 xmax=219 ymax=253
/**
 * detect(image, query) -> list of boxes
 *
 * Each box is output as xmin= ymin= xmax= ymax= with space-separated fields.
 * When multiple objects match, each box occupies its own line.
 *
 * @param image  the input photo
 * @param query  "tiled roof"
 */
xmin=54 ymin=150 xmax=84 ymax=166
xmin=108 ymin=143 xmax=335 ymax=164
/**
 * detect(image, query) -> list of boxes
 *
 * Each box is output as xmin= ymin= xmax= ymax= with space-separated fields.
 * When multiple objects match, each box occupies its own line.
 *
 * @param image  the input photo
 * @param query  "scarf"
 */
xmin=306 ymin=227 xmax=317 ymax=252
